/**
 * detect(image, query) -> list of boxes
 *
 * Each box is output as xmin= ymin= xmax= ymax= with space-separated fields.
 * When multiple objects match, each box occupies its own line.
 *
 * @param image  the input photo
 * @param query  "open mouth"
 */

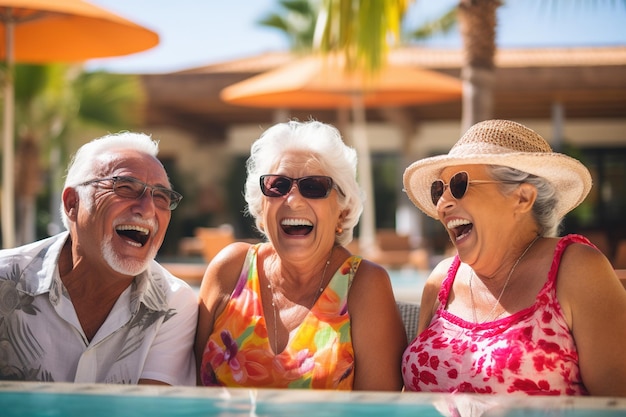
xmin=116 ymin=225 xmax=150 ymax=247
xmin=281 ymin=218 xmax=314 ymax=236
xmin=446 ymin=218 xmax=473 ymax=241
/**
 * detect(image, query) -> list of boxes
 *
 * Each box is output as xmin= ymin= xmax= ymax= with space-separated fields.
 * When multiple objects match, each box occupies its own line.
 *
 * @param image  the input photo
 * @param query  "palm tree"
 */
xmin=407 ymin=0 xmax=499 ymax=131
xmin=317 ymin=1 xmax=626 ymax=134
xmin=315 ymin=0 xmax=496 ymax=132
xmin=257 ymin=0 xmax=321 ymax=53
xmin=314 ymin=0 xmax=410 ymax=73
xmin=456 ymin=0 xmax=499 ymax=131
xmin=13 ymin=64 xmax=145 ymax=244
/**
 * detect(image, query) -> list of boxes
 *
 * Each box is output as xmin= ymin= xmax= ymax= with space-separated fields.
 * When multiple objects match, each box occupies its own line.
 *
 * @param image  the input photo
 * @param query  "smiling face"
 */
xmin=261 ymin=151 xmax=343 ymax=262
xmin=65 ymin=149 xmax=172 ymax=277
xmin=435 ymin=164 xmax=518 ymax=263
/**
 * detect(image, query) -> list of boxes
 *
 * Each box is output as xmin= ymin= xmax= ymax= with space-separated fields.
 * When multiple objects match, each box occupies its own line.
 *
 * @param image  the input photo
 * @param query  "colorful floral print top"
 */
xmin=402 ymin=235 xmax=590 ymax=395
xmin=201 ymin=244 xmax=360 ymax=389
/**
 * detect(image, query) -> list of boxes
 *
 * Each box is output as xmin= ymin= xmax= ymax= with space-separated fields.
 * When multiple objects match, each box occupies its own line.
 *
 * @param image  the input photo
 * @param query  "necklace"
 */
xmin=469 ymin=234 xmax=540 ymax=323
xmin=267 ymin=247 xmax=334 ymax=353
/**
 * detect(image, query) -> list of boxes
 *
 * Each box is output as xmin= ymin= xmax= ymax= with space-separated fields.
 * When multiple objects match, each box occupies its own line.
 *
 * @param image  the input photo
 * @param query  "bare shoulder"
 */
xmin=418 ymin=256 xmax=453 ymax=330
xmin=424 ymin=257 xmax=452 ymax=297
xmin=349 ymin=257 xmax=392 ymax=294
xmin=198 ymin=241 xmax=252 ymax=299
xmin=355 ymin=256 xmax=389 ymax=278
xmin=556 ymin=240 xmax=624 ymax=320
xmin=345 ymin=255 xmax=397 ymax=313
xmin=557 ymin=240 xmax=626 ymax=395
xmin=558 ymin=241 xmax=617 ymax=291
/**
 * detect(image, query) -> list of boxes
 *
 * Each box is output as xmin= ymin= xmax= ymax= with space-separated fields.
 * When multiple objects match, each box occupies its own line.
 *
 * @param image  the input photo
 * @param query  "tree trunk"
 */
xmin=458 ymin=0 xmax=500 ymax=132
xmin=15 ymin=137 xmax=41 ymax=245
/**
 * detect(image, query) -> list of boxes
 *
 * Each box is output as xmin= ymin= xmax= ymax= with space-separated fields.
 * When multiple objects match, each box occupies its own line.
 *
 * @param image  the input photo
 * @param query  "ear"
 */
xmin=338 ymin=208 xmax=349 ymax=224
xmin=62 ymin=187 xmax=79 ymax=221
xmin=514 ymin=183 xmax=537 ymax=214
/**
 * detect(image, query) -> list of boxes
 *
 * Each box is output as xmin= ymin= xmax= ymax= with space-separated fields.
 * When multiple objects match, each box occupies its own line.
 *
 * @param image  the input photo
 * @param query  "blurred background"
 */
xmin=2 ymin=0 xmax=625 ymax=275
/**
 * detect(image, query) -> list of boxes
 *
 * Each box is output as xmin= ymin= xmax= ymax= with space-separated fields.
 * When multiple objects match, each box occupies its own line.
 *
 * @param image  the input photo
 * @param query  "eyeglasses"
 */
xmin=78 ymin=176 xmax=183 ymax=210
xmin=260 ymin=175 xmax=344 ymax=199
xmin=430 ymin=171 xmax=500 ymax=206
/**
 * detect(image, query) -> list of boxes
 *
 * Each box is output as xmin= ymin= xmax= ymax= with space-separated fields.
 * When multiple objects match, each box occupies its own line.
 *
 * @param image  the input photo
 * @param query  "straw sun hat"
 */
xmin=402 ymin=119 xmax=592 ymax=219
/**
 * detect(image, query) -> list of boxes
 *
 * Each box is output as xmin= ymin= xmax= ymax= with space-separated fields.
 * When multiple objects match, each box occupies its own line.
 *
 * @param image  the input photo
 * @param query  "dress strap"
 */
xmin=230 ymin=243 xmax=261 ymax=297
xmin=347 ymin=255 xmax=362 ymax=290
xmin=437 ymin=256 xmax=462 ymax=309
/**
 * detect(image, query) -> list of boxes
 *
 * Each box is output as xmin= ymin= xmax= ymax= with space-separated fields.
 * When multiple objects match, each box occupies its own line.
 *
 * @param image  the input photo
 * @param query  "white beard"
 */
xmin=101 ymin=237 xmax=157 ymax=276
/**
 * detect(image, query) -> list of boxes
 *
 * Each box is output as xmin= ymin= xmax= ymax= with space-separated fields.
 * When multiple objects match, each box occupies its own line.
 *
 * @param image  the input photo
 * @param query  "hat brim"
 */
xmin=403 ymin=152 xmax=592 ymax=219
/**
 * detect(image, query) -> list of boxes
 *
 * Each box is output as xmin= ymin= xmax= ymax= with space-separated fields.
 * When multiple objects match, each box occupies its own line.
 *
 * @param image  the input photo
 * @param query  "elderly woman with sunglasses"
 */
xmin=401 ymin=119 xmax=626 ymax=396
xmin=195 ymin=120 xmax=406 ymax=390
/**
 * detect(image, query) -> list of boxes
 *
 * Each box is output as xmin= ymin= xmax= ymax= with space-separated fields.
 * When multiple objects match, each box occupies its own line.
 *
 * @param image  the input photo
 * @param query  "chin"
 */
xmin=102 ymin=241 xmax=154 ymax=277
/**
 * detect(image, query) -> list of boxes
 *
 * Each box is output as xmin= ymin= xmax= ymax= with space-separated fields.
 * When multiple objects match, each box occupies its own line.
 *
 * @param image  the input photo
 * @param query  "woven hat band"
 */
xmin=451 ymin=120 xmax=553 ymax=154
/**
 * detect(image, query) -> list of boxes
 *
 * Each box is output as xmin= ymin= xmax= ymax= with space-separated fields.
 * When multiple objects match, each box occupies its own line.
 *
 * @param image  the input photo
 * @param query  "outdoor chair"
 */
xmin=397 ymin=301 xmax=420 ymax=342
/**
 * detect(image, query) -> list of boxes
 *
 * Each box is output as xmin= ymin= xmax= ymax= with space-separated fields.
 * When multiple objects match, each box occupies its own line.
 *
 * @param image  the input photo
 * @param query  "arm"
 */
xmin=194 ymin=242 xmax=250 ymax=385
xmin=558 ymin=243 xmax=626 ymax=396
xmin=416 ymin=258 xmax=451 ymax=335
xmin=349 ymin=259 xmax=407 ymax=391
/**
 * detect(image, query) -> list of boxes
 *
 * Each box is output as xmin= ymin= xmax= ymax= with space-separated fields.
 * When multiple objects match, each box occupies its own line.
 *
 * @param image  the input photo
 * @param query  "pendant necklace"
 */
xmin=469 ymin=235 xmax=540 ymax=323
xmin=267 ymin=247 xmax=334 ymax=353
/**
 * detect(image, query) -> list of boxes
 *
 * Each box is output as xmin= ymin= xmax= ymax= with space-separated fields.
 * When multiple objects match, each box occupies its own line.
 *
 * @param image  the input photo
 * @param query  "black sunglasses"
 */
xmin=430 ymin=171 xmax=499 ymax=206
xmin=260 ymin=175 xmax=344 ymax=199
xmin=79 ymin=176 xmax=183 ymax=210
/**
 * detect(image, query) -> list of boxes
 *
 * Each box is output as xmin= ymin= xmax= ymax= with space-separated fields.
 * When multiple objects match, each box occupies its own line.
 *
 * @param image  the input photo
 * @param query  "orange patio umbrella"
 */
xmin=221 ymin=54 xmax=462 ymax=254
xmin=221 ymin=54 xmax=462 ymax=109
xmin=0 ymin=0 xmax=159 ymax=248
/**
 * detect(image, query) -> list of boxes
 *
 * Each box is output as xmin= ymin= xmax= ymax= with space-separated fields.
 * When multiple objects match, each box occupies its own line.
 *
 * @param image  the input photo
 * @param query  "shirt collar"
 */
xmin=128 ymin=261 xmax=170 ymax=313
xmin=18 ymin=232 xmax=169 ymax=314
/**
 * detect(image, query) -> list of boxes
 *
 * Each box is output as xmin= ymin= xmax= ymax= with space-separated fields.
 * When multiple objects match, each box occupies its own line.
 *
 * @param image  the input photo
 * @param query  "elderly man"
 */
xmin=0 ymin=132 xmax=197 ymax=385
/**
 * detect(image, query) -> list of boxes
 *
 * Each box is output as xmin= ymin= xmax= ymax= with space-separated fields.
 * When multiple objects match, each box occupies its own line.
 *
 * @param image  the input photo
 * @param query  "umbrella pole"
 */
xmin=2 ymin=16 xmax=15 ymax=248
xmin=351 ymin=95 xmax=377 ymax=255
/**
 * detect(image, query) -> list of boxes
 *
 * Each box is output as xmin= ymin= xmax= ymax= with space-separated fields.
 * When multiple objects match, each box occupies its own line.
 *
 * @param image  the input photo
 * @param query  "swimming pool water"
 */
xmin=0 ymin=391 xmax=442 ymax=417
xmin=2 ymin=383 xmax=625 ymax=417
xmin=389 ymin=268 xmax=428 ymax=302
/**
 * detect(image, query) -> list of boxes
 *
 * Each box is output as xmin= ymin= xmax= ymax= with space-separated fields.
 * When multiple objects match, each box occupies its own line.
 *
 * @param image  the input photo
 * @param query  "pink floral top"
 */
xmin=200 ymin=244 xmax=360 ymax=389
xmin=402 ymin=234 xmax=590 ymax=395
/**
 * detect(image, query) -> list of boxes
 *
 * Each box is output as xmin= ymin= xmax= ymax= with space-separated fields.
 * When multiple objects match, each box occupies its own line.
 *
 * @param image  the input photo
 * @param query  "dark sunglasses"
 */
xmin=260 ymin=175 xmax=344 ymax=199
xmin=430 ymin=171 xmax=499 ymax=206
xmin=78 ymin=176 xmax=183 ymax=210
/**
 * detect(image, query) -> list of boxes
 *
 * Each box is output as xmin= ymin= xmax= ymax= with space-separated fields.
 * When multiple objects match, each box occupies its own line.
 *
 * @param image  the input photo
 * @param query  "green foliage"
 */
xmin=76 ymin=70 xmax=145 ymax=130
xmin=257 ymin=0 xmax=322 ymax=52
xmin=408 ymin=5 xmax=457 ymax=40
xmin=10 ymin=63 xmax=146 ymax=242
xmin=315 ymin=0 xmax=410 ymax=74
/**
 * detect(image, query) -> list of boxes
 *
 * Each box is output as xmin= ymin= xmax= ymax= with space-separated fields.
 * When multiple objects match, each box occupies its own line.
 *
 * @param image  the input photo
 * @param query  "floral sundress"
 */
xmin=402 ymin=234 xmax=590 ymax=395
xmin=201 ymin=244 xmax=360 ymax=389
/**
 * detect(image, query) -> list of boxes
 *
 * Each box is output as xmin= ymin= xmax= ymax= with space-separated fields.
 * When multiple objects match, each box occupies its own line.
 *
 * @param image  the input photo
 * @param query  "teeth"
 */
xmin=116 ymin=225 xmax=149 ymax=235
xmin=281 ymin=218 xmax=313 ymax=227
xmin=455 ymin=230 xmax=471 ymax=241
xmin=446 ymin=218 xmax=470 ymax=230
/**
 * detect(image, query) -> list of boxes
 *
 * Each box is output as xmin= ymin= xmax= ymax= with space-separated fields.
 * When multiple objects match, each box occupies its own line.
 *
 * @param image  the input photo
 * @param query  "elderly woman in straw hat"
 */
xmin=401 ymin=119 xmax=626 ymax=396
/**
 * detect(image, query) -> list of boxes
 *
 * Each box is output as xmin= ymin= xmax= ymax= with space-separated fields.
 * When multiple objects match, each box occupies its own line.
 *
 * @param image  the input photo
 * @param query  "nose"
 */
xmin=132 ymin=187 xmax=158 ymax=215
xmin=436 ymin=187 xmax=456 ymax=213
xmin=285 ymin=182 xmax=306 ymax=206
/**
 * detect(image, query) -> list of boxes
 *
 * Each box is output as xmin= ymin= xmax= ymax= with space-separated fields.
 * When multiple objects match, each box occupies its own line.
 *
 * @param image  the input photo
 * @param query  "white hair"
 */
xmin=244 ymin=120 xmax=364 ymax=246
